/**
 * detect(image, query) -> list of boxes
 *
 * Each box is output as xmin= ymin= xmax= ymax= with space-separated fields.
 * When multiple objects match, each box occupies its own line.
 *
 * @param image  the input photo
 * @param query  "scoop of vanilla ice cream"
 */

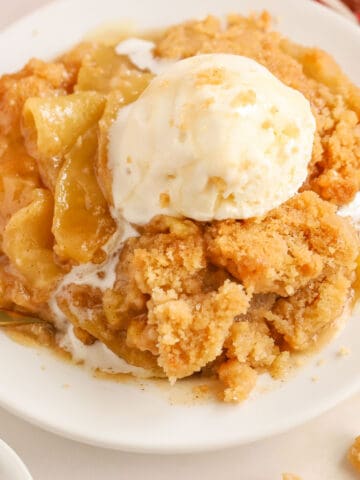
xmin=109 ymin=54 xmax=316 ymax=224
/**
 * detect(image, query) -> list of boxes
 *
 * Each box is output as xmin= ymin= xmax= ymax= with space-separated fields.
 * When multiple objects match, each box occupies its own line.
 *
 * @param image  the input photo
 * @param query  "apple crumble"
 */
xmin=0 ymin=12 xmax=359 ymax=402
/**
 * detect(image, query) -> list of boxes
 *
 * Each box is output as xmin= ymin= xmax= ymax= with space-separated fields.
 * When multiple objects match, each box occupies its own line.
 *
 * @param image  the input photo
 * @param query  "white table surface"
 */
xmin=1 ymin=1 xmax=360 ymax=479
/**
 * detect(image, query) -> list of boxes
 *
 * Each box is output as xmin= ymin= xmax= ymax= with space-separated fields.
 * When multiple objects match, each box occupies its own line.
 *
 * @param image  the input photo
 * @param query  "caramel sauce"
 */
xmin=3 ymin=327 xmax=72 ymax=363
xmin=93 ymin=367 xmax=222 ymax=405
xmin=151 ymin=376 xmax=222 ymax=406
xmin=83 ymin=21 xmax=138 ymax=46
xmin=1 ymin=325 xmax=218 ymax=404
xmin=92 ymin=368 xmax=137 ymax=384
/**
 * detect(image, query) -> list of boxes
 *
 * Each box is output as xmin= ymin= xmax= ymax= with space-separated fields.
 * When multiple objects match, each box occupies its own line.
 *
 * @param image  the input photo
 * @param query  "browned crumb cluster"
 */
xmin=206 ymin=192 xmax=358 ymax=350
xmin=58 ymin=192 xmax=358 ymax=401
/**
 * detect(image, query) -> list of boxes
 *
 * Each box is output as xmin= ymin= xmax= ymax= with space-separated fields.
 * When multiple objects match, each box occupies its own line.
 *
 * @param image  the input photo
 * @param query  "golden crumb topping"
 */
xmin=206 ymin=192 xmax=357 ymax=297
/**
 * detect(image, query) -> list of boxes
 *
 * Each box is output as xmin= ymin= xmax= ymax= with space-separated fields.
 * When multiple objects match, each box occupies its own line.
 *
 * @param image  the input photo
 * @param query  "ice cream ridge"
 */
xmin=109 ymin=53 xmax=316 ymax=224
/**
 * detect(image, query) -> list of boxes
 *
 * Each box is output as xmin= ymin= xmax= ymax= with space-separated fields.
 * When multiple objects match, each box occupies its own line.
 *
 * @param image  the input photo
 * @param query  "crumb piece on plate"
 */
xmin=282 ymin=474 xmax=303 ymax=480
xmin=337 ymin=346 xmax=351 ymax=357
xmin=348 ymin=436 xmax=360 ymax=472
xmin=218 ymin=359 xmax=257 ymax=403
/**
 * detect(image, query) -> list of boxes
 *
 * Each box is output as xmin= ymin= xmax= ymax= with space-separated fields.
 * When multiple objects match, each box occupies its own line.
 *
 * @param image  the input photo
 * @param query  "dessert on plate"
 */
xmin=0 ymin=12 xmax=359 ymax=402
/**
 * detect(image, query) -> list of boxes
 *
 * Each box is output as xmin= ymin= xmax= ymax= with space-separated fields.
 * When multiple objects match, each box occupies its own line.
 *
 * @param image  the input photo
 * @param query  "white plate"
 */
xmin=0 ymin=439 xmax=32 ymax=480
xmin=0 ymin=0 xmax=360 ymax=454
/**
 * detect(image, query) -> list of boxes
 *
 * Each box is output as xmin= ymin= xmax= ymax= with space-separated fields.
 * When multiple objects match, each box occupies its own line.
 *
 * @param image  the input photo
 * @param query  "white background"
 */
xmin=1 ymin=1 xmax=360 ymax=479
